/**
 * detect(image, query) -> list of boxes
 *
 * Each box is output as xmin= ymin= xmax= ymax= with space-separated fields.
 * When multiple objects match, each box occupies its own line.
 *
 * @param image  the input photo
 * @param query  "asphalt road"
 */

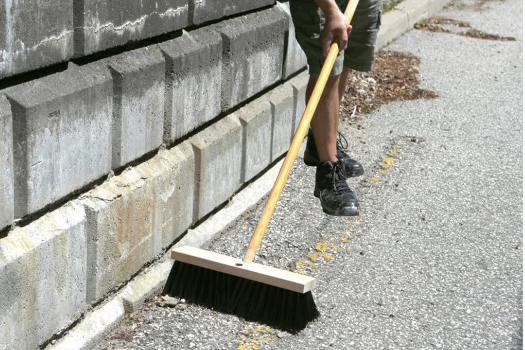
xmin=95 ymin=0 xmax=523 ymax=349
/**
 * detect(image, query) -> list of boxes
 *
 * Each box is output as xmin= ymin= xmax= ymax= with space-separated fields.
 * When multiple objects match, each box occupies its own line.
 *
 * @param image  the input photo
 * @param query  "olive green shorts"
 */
xmin=290 ymin=0 xmax=382 ymax=75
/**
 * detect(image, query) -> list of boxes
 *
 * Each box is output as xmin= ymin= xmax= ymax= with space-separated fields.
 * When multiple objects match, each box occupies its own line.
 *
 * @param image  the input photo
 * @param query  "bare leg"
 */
xmin=306 ymin=73 xmax=341 ymax=163
xmin=338 ymin=67 xmax=351 ymax=104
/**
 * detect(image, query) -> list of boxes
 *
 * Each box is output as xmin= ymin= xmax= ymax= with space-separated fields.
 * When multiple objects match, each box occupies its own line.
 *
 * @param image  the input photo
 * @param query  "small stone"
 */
xmin=277 ymin=332 xmax=285 ymax=338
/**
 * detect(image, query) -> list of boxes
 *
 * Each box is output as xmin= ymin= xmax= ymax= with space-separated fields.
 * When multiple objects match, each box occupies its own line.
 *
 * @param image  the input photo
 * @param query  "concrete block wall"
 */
xmin=0 ymin=95 xmax=13 ymax=231
xmin=0 ymin=202 xmax=87 ymax=350
xmin=276 ymin=1 xmax=308 ymax=79
xmin=0 ymin=0 xmax=74 ymax=79
xmin=0 ymin=0 xmax=279 ymax=79
xmin=0 ymin=2 xmax=308 ymax=349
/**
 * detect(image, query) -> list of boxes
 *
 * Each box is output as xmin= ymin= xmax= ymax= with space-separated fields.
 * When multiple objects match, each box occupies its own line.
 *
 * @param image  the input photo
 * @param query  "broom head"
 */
xmin=163 ymin=246 xmax=320 ymax=332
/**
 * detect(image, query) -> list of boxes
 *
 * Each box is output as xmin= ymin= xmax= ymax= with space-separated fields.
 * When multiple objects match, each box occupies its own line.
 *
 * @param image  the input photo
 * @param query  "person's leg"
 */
xmin=306 ymin=73 xmax=341 ymax=163
xmin=338 ymin=66 xmax=351 ymax=104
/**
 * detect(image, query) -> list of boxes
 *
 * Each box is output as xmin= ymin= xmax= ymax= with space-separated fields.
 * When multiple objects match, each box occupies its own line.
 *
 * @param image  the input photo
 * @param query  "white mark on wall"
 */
xmin=86 ymin=6 xmax=188 ymax=35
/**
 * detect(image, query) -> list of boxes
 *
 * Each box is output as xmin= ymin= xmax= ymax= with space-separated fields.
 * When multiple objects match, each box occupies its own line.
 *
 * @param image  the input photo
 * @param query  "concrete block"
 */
xmin=190 ymin=0 xmax=275 ymax=25
xmin=376 ymin=10 xmax=409 ymax=51
xmin=0 ymin=202 xmax=87 ymax=350
xmin=106 ymin=46 xmax=165 ymax=168
xmin=214 ymin=6 xmax=287 ymax=111
xmin=268 ymin=83 xmax=295 ymax=161
xmin=5 ymin=63 xmax=112 ymax=219
xmin=48 ymin=298 xmax=125 ymax=350
xmin=81 ymin=141 xmax=194 ymax=302
xmin=136 ymin=142 xmax=195 ymax=249
xmin=276 ymin=2 xmax=307 ymax=79
xmin=159 ymin=29 xmax=222 ymax=143
xmin=0 ymin=0 xmax=74 ymax=79
xmin=289 ymin=72 xmax=309 ymax=134
xmin=237 ymin=96 xmax=272 ymax=182
xmin=190 ymin=114 xmax=243 ymax=221
xmin=74 ymin=0 xmax=189 ymax=56
xmin=0 ymin=95 xmax=13 ymax=231
xmin=395 ymin=0 xmax=430 ymax=27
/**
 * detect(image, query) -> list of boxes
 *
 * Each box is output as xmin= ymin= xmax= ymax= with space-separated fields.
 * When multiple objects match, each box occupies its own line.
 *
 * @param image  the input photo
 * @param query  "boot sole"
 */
xmin=314 ymin=188 xmax=360 ymax=216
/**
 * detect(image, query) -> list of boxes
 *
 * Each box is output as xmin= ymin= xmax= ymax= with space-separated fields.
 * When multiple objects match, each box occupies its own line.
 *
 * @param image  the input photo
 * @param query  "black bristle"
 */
xmin=162 ymin=261 xmax=320 ymax=332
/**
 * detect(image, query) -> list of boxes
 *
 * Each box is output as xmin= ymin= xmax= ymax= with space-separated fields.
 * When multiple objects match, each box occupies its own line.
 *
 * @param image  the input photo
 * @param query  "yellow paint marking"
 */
xmin=295 ymin=260 xmax=305 ymax=266
xmin=394 ymin=145 xmax=402 ymax=148
xmin=316 ymin=242 xmax=329 ymax=251
xmin=307 ymin=252 xmax=319 ymax=261
xmin=323 ymin=254 xmax=333 ymax=259
xmin=377 ymin=170 xmax=387 ymax=175
xmin=380 ymin=163 xmax=390 ymax=169
xmin=388 ymin=150 xmax=398 ymax=156
xmin=370 ymin=177 xmax=380 ymax=182
xmin=382 ymin=157 xmax=394 ymax=164
xmin=250 ymin=339 xmax=260 ymax=344
xmin=305 ymin=261 xmax=316 ymax=267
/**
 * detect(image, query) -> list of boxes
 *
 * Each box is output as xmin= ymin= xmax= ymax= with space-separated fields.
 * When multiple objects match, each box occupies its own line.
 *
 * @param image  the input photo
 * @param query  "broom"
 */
xmin=163 ymin=0 xmax=360 ymax=332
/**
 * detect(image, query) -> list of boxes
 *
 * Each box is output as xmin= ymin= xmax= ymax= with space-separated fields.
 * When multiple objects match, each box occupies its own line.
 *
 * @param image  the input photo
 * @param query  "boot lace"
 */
xmin=336 ymin=131 xmax=349 ymax=152
xmin=332 ymin=161 xmax=348 ymax=194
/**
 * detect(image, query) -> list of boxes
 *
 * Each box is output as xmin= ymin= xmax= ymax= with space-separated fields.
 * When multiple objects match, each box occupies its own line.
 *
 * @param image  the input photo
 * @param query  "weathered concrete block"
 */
xmin=74 ymin=0 xmax=189 ymax=56
xmin=0 ymin=202 xmax=87 ymax=350
xmin=5 ymin=63 xmax=112 ymax=219
xmin=0 ymin=95 xmax=13 ymax=231
xmin=106 ymin=46 xmax=165 ymax=168
xmin=190 ymin=115 xmax=243 ymax=221
xmin=190 ymin=0 xmax=275 ymax=25
xmin=276 ymin=2 xmax=307 ymax=79
xmin=81 ymin=141 xmax=194 ymax=302
xmin=136 ymin=141 xmax=195 ymax=249
xmin=268 ymin=83 xmax=295 ymax=161
xmin=289 ymin=71 xmax=309 ymax=134
xmin=237 ymin=96 xmax=272 ymax=182
xmin=159 ymin=28 xmax=222 ymax=143
xmin=214 ymin=7 xmax=287 ymax=111
xmin=0 ymin=0 xmax=74 ymax=79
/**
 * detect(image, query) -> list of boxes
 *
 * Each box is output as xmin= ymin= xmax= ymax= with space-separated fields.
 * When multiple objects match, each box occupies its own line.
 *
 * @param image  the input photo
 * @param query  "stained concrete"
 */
xmin=159 ymin=28 xmax=222 ymax=143
xmin=74 ymin=0 xmax=189 ymax=56
xmin=0 ymin=95 xmax=13 ymax=231
xmin=0 ymin=202 xmax=87 ymax=350
xmin=0 ymin=0 xmax=74 ymax=78
xmin=5 ymin=62 xmax=112 ymax=219
xmin=105 ymin=45 xmax=165 ymax=169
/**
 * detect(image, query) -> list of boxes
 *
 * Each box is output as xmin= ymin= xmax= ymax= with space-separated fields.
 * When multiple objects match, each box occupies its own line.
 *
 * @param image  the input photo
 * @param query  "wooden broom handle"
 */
xmin=243 ymin=0 xmax=360 ymax=263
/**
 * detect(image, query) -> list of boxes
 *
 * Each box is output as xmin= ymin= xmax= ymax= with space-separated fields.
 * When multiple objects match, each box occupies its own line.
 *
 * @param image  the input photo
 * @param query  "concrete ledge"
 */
xmin=0 ymin=0 xmax=74 ymax=79
xmin=190 ymin=114 xmax=243 ymax=221
xmin=0 ymin=202 xmax=87 ymax=350
xmin=120 ymin=260 xmax=172 ymax=313
xmin=74 ymin=0 xmax=189 ymax=56
xmin=190 ymin=0 xmax=275 ymax=26
xmin=0 ymin=95 xmax=13 ymax=231
xmin=276 ymin=2 xmax=308 ymax=79
xmin=159 ymin=28 xmax=222 ymax=143
xmin=214 ymin=6 xmax=287 ymax=111
xmin=5 ymin=62 xmax=113 ymax=219
xmin=48 ymin=298 xmax=125 ymax=350
xmin=106 ymin=45 xmax=165 ymax=169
